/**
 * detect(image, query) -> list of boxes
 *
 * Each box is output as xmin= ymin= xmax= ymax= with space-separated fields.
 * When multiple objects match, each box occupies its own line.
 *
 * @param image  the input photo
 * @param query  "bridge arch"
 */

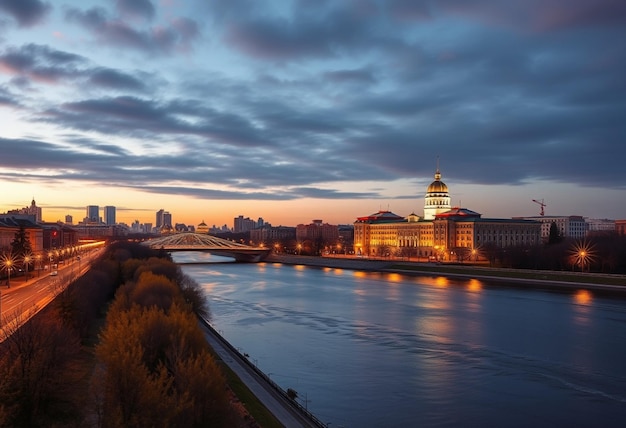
xmin=142 ymin=232 xmax=271 ymax=262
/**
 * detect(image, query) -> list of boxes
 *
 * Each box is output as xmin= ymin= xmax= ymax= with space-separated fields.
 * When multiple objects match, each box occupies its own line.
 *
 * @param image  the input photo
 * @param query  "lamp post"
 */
xmin=5 ymin=259 xmax=12 ymax=289
xmin=579 ymin=250 xmax=586 ymax=272
xmin=23 ymin=254 xmax=31 ymax=279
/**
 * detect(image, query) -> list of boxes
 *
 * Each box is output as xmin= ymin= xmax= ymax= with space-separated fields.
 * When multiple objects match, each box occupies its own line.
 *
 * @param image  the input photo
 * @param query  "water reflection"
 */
xmin=176 ymin=256 xmax=626 ymax=428
xmin=574 ymin=289 xmax=592 ymax=305
xmin=573 ymin=289 xmax=593 ymax=327
xmin=467 ymin=278 xmax=483 ymax=293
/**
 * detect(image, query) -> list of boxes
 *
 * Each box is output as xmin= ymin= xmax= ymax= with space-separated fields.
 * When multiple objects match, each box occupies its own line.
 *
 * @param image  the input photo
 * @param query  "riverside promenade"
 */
xmin=198 ymin=318 xmax=325 ymax=428
xmin=265 ymin=253 xmax=626 ymax=294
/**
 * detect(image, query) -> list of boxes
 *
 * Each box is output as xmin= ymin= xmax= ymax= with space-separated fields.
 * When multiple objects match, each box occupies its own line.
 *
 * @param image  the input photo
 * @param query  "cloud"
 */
xmin=116 ymin=0 xmax=155 ymax=21
xmin=0 ymin=44 xmax=150 ymax=92
xmin=1 ymin=0 xmax=626 ymax=212
xmin=0 ymin=85 xmax=20 ymax=107
xmin=87 ymin=68 xmax=146 ymax=91
xmin=0 ymin=0 xmax=50 ymax=27
xmin=65 ymin=5 xmax=200 ymax=55
xmin=0 ymin=43 xmax=84 ymax=83
xmin=432 ymin=0 xmax=626 ymax=32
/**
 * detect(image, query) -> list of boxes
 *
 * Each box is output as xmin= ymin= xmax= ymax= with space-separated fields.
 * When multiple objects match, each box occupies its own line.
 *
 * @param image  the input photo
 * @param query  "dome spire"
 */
xmin=424 ymin=158 xmax=451 ymax=220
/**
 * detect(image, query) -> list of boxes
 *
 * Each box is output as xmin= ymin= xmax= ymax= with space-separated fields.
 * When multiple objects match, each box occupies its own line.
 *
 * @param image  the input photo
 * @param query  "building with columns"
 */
xmin=354 ymin=167 xmax=541 ymax=260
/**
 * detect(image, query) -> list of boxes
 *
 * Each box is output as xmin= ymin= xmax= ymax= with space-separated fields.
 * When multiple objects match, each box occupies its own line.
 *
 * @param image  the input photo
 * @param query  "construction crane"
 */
xmin=532 ymin=199 xmax=546 ymax=216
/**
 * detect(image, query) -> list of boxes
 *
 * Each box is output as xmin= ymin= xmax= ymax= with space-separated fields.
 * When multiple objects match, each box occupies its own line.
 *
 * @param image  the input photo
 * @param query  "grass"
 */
xmin=387 ymin=263 xmax=626 ymax=287
xmin=207 ymin=346 xmax=284 ymax=428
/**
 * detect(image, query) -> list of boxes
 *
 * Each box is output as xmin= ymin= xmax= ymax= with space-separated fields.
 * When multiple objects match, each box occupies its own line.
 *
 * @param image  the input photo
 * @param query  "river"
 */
xmin=174 ymin=253 xmax=626 ymax=428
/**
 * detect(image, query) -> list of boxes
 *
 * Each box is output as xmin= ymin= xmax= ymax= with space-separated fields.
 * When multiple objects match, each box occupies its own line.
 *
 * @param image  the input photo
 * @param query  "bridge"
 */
xmin=142 ymin=233 xmax=271 ymax=262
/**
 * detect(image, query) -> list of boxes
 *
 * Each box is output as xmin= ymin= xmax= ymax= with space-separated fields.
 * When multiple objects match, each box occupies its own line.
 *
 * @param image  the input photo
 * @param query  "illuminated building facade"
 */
xmin=354 ymin=168 xmax=542 ymax=260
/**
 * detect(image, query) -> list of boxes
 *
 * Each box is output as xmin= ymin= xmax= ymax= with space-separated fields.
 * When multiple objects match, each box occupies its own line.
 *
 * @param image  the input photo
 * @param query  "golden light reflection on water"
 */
xmin=323 ymin=267 xmax=332 ymax=273
xmin=385 ymin=273 xmax=402 ymax=283
xmin=573 ymin=289 xmax=593 ymax=326
xmin=467 ymin=279 xmax=483 ymax=293
xmin=294 ymin=264 xmax=305 ymax=270
xmin=435 ymin=277 xmax=449 ymax=288
xmin=574 ymin=289 xmax=592 ymax=305
xmin=353 ymin=271 xmax=367 ymax=279
xmin=334 ymin=268 xmax=344 ymax=275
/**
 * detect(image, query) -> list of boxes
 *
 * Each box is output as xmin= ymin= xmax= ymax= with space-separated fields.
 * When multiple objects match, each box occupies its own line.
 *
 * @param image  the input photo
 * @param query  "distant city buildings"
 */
xmin=1 ymin=182 xmax=626 ymax=259
xmin=6 ymin=198 xmax=42 ymax=222
xmin=250 ymin=225 xmax=296 ymax=245
xmin=86 ymin=205 xmax=100 ymax=223
xmin=104 ymin=206 xmax=116 ymax=225
xmin=516 ymin=215 xmax=586 ymax=241
xmin=197 ymin=220 xmax=209 ymax=234
xmin=296 ymin=220 xmax=339 ymax=246
xmin=234 ymin=215 xmax=258 ymax=233
xmin=155 ymin=209 xmax=174 ymax=233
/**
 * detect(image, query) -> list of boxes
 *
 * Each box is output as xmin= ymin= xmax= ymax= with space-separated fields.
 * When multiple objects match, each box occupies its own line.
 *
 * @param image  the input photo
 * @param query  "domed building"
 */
xmin=353 ymin=164 xmax=541 ymax=260
xmin=197 ymin=220 xmax=209 ymax=234
xmin=424 ymin=168 xmax=451 ymax=220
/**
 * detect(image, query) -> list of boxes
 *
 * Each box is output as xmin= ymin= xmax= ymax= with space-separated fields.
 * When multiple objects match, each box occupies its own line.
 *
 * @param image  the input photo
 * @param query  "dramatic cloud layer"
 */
xmin=1 ymin=0 xmax=625 ymax=221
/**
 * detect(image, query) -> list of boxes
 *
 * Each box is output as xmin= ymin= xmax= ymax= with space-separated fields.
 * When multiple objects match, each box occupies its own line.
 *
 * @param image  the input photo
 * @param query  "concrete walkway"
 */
xmin=198 ymin=319 xmax=323 ymax=428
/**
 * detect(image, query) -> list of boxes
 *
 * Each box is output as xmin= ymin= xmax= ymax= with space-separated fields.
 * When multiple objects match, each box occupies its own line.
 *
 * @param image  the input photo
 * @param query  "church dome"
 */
xmin=426 ymin=170 xmax=448 ymax=194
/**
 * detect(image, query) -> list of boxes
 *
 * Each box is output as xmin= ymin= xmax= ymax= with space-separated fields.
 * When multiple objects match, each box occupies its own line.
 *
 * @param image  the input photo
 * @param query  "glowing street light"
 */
xmin=23 ymin=253 xmax=32 ymax=278
xmin=571 ymin=240 xmax=595 ymax=273
xmin=36 ymin=254 xmax=42 ymax=277
xmin=1 ymin=255 xmax=15 ymax=289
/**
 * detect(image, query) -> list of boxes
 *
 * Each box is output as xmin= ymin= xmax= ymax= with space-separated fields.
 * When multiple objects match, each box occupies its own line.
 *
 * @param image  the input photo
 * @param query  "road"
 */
xmin=0 ymin=249 xmax=102 ymax=340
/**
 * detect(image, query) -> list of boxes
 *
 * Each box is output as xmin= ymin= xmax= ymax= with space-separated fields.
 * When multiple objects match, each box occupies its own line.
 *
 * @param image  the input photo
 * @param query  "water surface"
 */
xmin=175 ymin=253 xmax=626 ymax=427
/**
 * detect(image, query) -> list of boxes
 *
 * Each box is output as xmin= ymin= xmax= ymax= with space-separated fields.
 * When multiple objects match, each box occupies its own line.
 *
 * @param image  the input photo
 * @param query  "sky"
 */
xmin=1 ymin=0 xmax=625 ymax=228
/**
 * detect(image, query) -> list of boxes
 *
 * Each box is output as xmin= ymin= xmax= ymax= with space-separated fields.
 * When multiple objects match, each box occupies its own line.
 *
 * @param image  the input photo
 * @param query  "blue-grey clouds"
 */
xmin=0 ymin=0 xmax=50 ymax=27
xmin=0 ymin=0 xmax=625 ymax=205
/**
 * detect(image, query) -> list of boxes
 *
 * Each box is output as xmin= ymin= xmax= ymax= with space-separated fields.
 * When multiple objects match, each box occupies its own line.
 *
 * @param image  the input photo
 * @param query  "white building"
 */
xmin=516 ymin=215 xmax=586 ymax=241
xmin=423 ymin=168 xmax=451 ymax=220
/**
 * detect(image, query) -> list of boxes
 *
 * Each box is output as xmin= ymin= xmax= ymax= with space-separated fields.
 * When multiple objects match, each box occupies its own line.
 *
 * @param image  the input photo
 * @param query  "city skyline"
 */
xmin=1 ymin=1 xmax=625 ymax=226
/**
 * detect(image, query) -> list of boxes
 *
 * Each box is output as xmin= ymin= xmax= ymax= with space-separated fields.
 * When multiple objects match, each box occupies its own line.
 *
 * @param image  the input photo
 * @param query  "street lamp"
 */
xmin=23 ymin=253 xmax=32 ymax=279
xmin=3 ymin=258 xmax=13 ymax=288
xmin=36 ymin=254 xmax=42 ymax=277
xmin=579 ymin=250 xmax=587 ymax=272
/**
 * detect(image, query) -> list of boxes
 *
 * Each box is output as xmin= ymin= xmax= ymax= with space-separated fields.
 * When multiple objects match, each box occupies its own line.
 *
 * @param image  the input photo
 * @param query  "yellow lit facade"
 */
xmin=354 ymin=168 xmax=541 ymax=260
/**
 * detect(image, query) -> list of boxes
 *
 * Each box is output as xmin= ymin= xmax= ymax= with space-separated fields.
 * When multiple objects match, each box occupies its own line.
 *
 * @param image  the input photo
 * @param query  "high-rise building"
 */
xmin=156 ymin=209 xmax=164 ymax=228
xmin=156 ymin=209 xmax=172 ymax=228
xmin=163 ymin=211 xmax=172 ymax=228
xmin=65 ymin=214 xmax=73 ymax=224
xmin=86 ymin=205 xmax=100 ymax=223
xmin=234 ymin=215 xmax=256 ymax=233
xmin=104 ymin=206 xmax=116 ymax=225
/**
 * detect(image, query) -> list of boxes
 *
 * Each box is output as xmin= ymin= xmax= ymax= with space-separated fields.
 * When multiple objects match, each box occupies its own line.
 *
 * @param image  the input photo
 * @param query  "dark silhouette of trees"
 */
xmin=0 ymin=241 xmax=231 ymax=427
xmin=548 ymin=222 xmax=562 ymax=245
xmin=0 ymin=307 xmax=84 ymax=426
xmin=10 ymin=225 xmax=32 ymax=259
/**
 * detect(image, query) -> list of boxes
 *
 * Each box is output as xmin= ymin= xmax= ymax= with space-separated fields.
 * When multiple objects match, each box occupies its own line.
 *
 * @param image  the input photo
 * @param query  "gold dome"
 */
xmin=427 ymin=169 xmax=448 ymax=193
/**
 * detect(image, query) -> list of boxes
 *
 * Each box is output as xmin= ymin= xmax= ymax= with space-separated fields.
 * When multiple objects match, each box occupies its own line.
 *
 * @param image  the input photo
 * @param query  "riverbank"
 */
xmin=265 ymin=254 xmax=626 ymax=294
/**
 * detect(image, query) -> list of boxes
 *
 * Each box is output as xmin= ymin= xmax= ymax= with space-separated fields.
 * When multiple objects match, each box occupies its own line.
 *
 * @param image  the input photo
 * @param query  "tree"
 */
xmin=10 ymin=225 xmax=32 ymax=260
xmin=548 ymin=221 xmax=562 ymax=245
